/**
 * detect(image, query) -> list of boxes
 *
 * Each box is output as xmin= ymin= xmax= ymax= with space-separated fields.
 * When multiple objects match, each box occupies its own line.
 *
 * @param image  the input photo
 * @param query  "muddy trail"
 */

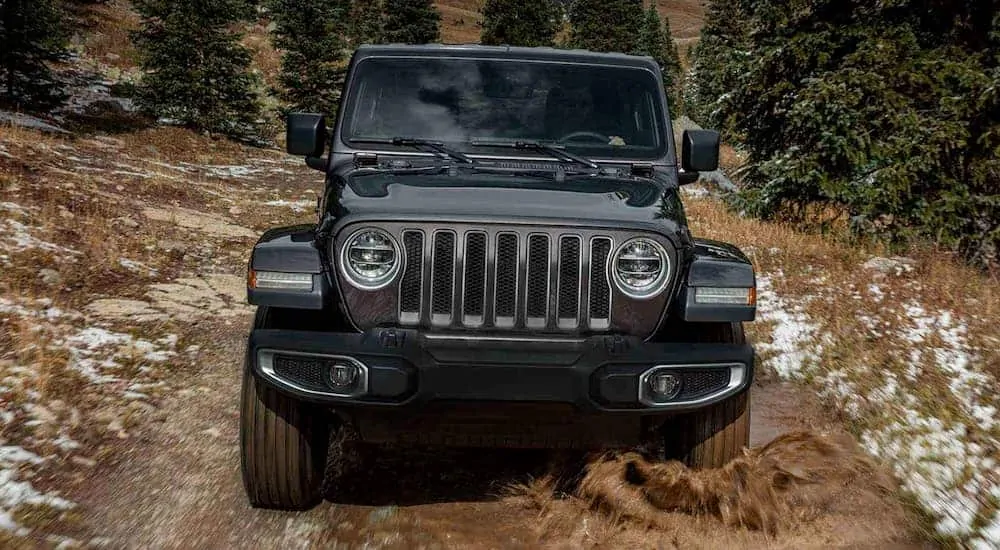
xmin=74 ymin=320 xmax=926 ymax=549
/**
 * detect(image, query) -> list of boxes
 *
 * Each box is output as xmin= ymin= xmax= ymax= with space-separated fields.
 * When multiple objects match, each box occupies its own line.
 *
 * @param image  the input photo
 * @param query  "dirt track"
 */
xmin=0 ymin=128 xmax=929 ymax=549
xmin=74 ymin=319 xmax=927 ymax=549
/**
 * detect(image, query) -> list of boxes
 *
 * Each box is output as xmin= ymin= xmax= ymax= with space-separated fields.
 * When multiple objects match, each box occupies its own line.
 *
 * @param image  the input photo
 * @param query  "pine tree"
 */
xmin=686 ymin=0 xmax=752 ymax=131
xmin=133 ymin=0 xmax=263 ymax=139
xmin=707 ymin=0 xmax=1000 ymax=265
xmin=637 ymin=5 xmax=681 ymax=116
xmin=567 ymin=0 xmax=644 ymax=54
xmin=0 ymin=0 xmax=69 ymax=110
xmin=481 ymin=0 xmax=560 ymax=47
xmin=268 ymin=0 xmax=350 ymax=115
xmin=382 ymin=0 xmax=440 ymax=44
xmin=348 ymin=0 xmax=384 ymax=46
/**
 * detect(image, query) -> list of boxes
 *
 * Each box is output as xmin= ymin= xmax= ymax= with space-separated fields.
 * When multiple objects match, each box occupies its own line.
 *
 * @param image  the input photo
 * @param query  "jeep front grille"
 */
xmin=396 ymin=228 xmax=615 ymax=331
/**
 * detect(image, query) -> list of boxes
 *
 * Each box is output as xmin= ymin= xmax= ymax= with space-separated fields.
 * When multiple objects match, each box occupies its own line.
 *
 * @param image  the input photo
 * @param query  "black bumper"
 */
xmin=248 ymin=328 xmax=754 ymax=414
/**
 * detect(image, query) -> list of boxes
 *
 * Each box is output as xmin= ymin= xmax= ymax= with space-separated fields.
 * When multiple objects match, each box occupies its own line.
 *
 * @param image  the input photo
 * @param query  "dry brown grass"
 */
xmin=72 ymin=0 xmax=141 ymax=69
xmin=243 ymin=20 xmax=284 ymax=94
xmin=433 ymin=0 xmax=705 ymax=46
xmin=656 ymin=0 xmax=706 ymax=41
xmin=436 ymin=0 xmax=483 ymax=44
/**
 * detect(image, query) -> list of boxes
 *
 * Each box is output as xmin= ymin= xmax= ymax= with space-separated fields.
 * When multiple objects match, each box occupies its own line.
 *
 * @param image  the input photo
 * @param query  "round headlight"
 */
xmin=340 ymin=228 xmax=401 ymax=289
xmin=611 ymin=238 xmax=670 ymax=299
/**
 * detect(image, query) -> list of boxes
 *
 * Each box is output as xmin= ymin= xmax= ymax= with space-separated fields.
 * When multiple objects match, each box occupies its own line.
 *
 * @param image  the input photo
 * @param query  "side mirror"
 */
xmin=681 ymin=129 xmax=720 ymax=174
xmin=286 ymin=112 xmax=328 ymax=158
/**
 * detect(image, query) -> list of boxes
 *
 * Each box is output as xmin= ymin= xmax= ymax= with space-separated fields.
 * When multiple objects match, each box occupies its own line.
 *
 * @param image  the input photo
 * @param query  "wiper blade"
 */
xmin=470 ymin=139 xmax=600 ymax=170
xmin=351 ymin=137 xmax=476 ymax=165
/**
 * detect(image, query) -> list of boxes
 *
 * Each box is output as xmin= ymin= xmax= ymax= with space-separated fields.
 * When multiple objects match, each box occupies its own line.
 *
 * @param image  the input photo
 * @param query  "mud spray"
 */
xmin=511 ymin=431 xmax=903 ymax=545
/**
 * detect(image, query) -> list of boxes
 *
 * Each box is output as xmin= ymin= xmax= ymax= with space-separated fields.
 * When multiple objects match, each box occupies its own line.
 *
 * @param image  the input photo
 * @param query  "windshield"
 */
xmin=342 ymin=57 xmax=669 ymax=160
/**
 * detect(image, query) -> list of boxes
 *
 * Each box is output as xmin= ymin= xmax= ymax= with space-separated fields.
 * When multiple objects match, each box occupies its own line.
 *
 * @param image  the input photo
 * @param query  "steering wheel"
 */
xmin=558 ymin=131 xmax=613 ymax=144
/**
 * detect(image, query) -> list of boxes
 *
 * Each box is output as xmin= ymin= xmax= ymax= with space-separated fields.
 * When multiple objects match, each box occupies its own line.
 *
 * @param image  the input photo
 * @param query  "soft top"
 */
xmin=352 ymin=44 xmax=660 ymax=72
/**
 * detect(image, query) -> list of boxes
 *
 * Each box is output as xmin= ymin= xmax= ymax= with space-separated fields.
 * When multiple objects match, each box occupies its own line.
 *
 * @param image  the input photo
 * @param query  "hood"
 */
xmin=332 ymin=171 xmax=687 ymax=233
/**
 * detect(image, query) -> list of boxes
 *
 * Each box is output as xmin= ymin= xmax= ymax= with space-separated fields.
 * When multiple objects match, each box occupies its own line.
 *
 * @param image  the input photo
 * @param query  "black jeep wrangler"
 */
xmin=241 ymin=45 xmax=756 ymax=510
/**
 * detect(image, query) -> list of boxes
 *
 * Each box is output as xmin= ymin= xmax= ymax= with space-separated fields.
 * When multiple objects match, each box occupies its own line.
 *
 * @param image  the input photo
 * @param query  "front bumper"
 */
xmin=248 ymin=328 xmax=754 ymax=414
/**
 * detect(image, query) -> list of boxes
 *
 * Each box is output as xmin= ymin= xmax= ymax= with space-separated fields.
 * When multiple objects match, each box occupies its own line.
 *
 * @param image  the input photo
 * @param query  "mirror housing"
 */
xmin=681 ymin=129 xmax=721 ymax=174
xmin=286 ymin=112 xmax=328 ymax=158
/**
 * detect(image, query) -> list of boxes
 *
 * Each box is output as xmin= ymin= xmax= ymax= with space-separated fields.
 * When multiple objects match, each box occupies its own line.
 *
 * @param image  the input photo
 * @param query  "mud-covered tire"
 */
xmin=240 ymin=306 xmax=332 ymax=510
xmin=662 ymin=322 xmax=751 ymax=469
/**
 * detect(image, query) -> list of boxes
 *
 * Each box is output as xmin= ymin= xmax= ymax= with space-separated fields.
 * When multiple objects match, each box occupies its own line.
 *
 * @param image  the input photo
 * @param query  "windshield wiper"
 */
xmin=351 ymin=137 xmax=477 ymax=165
xmin=470 ymin=139 xmax=600 ymax=170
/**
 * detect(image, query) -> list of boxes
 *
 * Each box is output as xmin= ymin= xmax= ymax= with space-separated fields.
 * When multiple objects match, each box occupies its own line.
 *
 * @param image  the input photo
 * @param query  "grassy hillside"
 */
xmin=434 ymin=1 xmax=707 ymax=45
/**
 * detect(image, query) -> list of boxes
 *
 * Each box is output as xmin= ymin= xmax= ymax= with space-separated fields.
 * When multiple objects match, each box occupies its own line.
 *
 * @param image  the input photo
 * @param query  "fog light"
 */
xmin=648 ymin=372 xmax=682 ymax=400
xmin=329 ymin=363 xmax=359 ymax=389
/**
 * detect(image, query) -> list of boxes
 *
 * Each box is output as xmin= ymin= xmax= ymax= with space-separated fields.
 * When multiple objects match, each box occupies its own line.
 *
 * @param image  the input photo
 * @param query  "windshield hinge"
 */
xmin=630 ymin=163 xmax=654 ymax=178
xmin=354 ymin=152 xmax=378 ymax=168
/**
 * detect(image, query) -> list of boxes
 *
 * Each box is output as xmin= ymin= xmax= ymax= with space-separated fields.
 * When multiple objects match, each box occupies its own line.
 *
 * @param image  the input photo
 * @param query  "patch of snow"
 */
xmin=185 ymin=163 xmax=265 ymax=179
xmin=899 ymin=301 xmax=994 ymax=431
xmin=862 ymin=256 xmax=916 ymax=276
xmin=67 ymin=327 xmax=132 ymax=351
xmin=0 ymin=447 xmax=45 ymax=467
xmin=1 ymin=220 xmax=81 ymax=255
xmin=63 ymin=327 xmax=178 ymax=384
xmin=263 ymin=199 xmax=314 ymax=213
xmin=118 ymin=258 xmax=159 ymax=277
xmin=0 ymin=468 xmax=74 ymax=535
xmin=868 ymin=284 xmax=884 ymax=302
xmin=0 ymin=202 xmax=29 ymax=214
xmin=862 ymin=408 xmax=996 ymax=540
xmin=679 ymin=185 xmax=710 ymax=199
xmin=754 ymin=276 xmax=821 ymax=378
xmin=51 ymin=436 xmax=80 ymax=452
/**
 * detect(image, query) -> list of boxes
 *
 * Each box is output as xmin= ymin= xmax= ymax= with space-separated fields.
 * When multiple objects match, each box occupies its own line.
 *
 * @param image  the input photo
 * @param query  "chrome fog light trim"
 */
xmin=258 ymin=349 xmax=369 ymax=398
xmin=638 ymin=363 xmax=746 ymax=407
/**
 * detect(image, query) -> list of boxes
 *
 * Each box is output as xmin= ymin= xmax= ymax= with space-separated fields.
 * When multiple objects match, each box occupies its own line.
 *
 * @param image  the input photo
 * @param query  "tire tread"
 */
xmin=663 ymin=322 xmax=752 ymax=469
xmin=240 ymin=307 xmax=331 ymax=510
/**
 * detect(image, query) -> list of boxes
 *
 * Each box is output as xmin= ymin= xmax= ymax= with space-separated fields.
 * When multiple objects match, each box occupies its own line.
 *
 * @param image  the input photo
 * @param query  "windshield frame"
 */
xmin=333 ymin=54 xmax=677 ymax=166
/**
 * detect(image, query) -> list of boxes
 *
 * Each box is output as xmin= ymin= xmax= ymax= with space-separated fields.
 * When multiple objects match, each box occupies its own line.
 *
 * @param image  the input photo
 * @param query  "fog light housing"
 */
xmin=648 ymin=372 xmax=682 ymax=400
xmin=329 ymin=362 xmax=359 ymax=389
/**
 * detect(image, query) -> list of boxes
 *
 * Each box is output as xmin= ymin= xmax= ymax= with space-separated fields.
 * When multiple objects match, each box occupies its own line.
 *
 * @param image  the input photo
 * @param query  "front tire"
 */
xmin=661 ymin=322 xmax=751 ymax=469
xmin=240 ymin=307 xmax=333 ymax=510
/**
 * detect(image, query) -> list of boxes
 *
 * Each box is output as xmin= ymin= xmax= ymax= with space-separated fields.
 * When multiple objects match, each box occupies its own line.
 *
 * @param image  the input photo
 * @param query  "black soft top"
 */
xmin=351 ymin=44 xmax=661 ymax=72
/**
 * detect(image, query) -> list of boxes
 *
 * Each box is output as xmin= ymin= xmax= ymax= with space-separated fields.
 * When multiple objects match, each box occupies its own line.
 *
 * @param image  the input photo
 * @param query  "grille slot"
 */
xmin=557 ymin=236 xmax=582 ymax=327
xmin=431 ymin=231 xmax=456 ymax=324
xmin=525 ymin=235 xmax=550 ymax=325
xmin=589 ymin=238 xmax=612 ymax=329
xmin=494 ymin=233 xmax=518 ymax=327
xmin=463 ymin=232 xmax=488 ymax=324
xmin=399 ymin=231 xmax=423 ymax=324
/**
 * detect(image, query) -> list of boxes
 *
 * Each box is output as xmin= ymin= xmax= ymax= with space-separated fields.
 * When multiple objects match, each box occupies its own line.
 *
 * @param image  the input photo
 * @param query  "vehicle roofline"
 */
xmin=351 ymin=43 xmax=661 ymax=71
